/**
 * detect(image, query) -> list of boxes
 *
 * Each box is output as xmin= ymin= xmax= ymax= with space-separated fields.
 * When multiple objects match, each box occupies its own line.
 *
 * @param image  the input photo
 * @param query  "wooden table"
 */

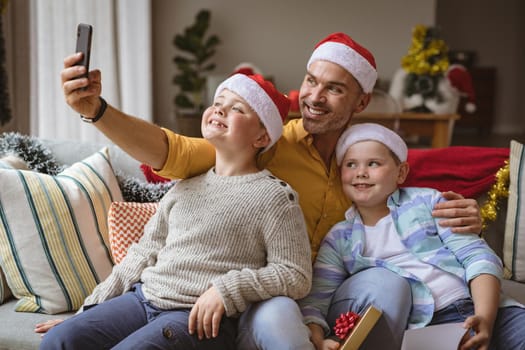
xmin=287 ymin=112 xmax=461 ymax=148
xmin=352 ymin=112 xmax=460 ymax=148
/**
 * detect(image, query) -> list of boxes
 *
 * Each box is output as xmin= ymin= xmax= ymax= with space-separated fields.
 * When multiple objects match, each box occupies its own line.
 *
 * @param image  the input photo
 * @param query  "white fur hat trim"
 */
xmin=307 ymin=41 xmax=377 ymax=93
xmin=336 ymin=123 xmax=408 ymax=165
xmin=214 ymin=74 xmax=283 ymax=152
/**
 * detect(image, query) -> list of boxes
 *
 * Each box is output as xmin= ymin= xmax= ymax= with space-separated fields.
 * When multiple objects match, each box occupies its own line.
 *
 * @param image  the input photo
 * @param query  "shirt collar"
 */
xmin=293 ymin=118 xmax=311 ymax=144
xmin=388 ymin=188 xmax=402 ymax=207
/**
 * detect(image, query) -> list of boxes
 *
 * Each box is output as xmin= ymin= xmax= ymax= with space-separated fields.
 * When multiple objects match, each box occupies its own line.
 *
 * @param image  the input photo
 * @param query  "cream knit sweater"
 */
xmin=84 ymin=169 xmax=312 ymax=317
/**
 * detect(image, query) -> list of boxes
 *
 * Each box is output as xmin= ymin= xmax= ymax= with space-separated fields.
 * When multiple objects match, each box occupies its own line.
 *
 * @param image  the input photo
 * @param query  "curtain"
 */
xmin=0 ymin=1 xmax=11 ymax=126
xmin=30 ymin=0 xmax=152 ymax=144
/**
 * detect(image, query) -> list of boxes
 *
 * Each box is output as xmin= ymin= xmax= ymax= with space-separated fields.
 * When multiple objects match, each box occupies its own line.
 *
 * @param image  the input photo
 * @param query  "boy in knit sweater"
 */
xmin=38 ymin=74 xmax=312 ymax=350
xmin=300 ymin=123 xmax=525 ymax=350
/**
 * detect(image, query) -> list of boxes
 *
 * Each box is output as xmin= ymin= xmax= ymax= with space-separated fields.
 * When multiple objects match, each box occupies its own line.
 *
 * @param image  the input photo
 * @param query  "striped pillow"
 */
xmin=0 ymin=156 xmax=28 ymax=304
xmin=0 ymin=148 xmax=122 ymax=313
xmin=0 ymin=270 xmax=11 ymax=303
xmin=504 ymin=140 xmax=525 ymax=282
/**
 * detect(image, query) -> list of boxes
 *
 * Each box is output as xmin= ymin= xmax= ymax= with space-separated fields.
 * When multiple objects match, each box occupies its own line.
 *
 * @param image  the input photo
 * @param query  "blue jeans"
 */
xmin=430 ymin=298 xmax=525 ymax=350
xmin=39 ymin=284 xmax=237 ymax=350
xmin=236 ymin=267 xmax=412 ymax=350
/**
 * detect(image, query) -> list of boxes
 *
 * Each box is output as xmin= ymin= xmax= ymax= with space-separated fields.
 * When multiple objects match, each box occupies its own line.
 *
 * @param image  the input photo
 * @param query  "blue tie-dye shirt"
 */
xmin=299 ymin=187 xmax=514 ymax=334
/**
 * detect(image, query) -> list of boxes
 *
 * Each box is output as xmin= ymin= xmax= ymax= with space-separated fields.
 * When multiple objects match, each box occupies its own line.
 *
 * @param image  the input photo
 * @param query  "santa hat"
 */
xmin=214 ymin=73 xmax=290 ymax=152
xmin=447 ymin=64 xmax=477 ymax=113
xmin=232 ymin=62 xmax=263 ymax=76
xmin=307 ymin=32 xmax=378 ymax=93
xmin=336 ymin=123 xmax=408 ymax=165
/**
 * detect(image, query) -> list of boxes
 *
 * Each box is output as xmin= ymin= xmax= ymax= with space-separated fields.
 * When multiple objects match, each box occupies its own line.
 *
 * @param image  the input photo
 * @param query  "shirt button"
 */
xmin=163 ymin=327 xmax=174 ymax=339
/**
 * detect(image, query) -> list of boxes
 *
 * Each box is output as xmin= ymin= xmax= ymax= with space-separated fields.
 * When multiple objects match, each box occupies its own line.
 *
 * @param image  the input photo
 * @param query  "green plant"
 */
xmin=173 ymin=9 xmax=220 ymax=114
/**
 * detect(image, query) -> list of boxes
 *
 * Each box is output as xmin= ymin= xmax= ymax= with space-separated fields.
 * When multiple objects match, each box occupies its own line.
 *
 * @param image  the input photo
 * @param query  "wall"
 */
xmin=152 ymin=0 xmax=436 ymax=131
xmin=4 ymin=1 xmax=522 ymax=137
xmin=436 ymin=0 xmax=525 ymax=135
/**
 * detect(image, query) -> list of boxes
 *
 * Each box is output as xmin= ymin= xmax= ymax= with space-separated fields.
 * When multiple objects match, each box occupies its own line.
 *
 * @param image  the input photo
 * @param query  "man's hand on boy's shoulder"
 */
xmin=432 ymin=191 xmax=482 ymax=233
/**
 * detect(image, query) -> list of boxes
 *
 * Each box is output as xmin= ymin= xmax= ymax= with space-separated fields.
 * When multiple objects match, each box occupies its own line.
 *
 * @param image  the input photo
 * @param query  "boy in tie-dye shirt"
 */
xmin=300 ymin=123 xmax=524 ymax=350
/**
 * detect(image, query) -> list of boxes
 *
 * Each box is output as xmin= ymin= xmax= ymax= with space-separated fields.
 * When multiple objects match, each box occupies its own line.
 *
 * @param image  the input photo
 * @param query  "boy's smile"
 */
xmin=208 ymin=118 xmax=227 ymax=128
xmin=340 ymin=140 xmax=407 ymax=219
xmin=202 ymin=89 xmax=264 ymax=148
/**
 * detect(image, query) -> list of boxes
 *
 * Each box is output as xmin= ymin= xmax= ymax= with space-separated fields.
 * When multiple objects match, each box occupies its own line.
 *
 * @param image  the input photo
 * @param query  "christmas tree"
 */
xmin=400 ymin=25 xmax=449 ymax=112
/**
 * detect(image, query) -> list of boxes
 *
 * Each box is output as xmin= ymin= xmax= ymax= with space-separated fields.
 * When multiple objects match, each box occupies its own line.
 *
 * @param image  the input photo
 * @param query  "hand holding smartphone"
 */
xmin=72 ymin=23 xmax=106 ymax=122
xmin=75 ymin=23 xmax=93 ymax=82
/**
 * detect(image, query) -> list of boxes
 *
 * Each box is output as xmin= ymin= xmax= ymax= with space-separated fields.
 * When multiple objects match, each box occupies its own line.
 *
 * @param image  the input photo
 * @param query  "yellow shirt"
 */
xmin=158 ymin=119 xmax=351 ymax=259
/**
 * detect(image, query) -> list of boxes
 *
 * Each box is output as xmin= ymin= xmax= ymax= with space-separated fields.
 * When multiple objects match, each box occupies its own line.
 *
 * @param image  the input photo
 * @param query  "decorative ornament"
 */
xmin=334 ymin=311 xmax=360 ymax=340
xmin=389 ymin=25 xmax=476 ymax=115
xmin=399 ymin=25 xmax=449 ymax=112
xmin=401 ymin=25 xmax=449 ymax=77
xmin=480 ymin=161 xmax=510 ymax=233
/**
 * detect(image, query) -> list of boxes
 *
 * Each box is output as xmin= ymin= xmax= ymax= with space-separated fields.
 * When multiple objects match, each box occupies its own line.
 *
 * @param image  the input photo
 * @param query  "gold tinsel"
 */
xmin=401 ymin=25 xmax=449 ymax=76
xmin=480 ymin=160 xmax=510 ymax=233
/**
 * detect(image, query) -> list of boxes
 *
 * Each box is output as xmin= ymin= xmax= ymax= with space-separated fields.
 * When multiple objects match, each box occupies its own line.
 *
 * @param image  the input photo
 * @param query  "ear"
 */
xmin=354 ymin=93 xmax=372 ymax=114
xmin=397 ymin=162 xmax=410 ymax=185
xmin=253 ymin=130 xmax=271 ymax=150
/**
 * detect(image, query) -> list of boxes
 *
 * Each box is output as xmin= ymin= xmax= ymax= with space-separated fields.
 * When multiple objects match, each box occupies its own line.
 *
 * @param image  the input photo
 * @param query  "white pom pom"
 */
xmin=465 ymin=102 xmax=477 ymax=114
xmin=404 ymin=94 xmax=423 ymax=109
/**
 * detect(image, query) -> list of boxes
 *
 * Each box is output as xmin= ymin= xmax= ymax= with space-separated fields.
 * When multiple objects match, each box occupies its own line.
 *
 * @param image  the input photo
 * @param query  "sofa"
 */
xmin=0 ymin=134 xmax=523 ymax=350
xmin=0 ymin=135 xmax=174 ymax=350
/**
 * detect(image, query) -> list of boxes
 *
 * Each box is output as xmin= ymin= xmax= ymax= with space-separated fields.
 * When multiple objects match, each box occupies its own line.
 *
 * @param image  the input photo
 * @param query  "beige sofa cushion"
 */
xmin=108 ymin=201 xmax=159 ymax=264
xmin=0 ymin=148 xmax=121 ymax=314
xmin=0 ymin=155 xmax=29 ymax=304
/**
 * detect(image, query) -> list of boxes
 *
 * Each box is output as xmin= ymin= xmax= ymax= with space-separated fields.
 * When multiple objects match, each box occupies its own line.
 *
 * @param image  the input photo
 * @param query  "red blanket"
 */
xmin=141 ymin=146 xmax=510 ymax=199
xmin=403 ymin=146 xmax=510 ymax=198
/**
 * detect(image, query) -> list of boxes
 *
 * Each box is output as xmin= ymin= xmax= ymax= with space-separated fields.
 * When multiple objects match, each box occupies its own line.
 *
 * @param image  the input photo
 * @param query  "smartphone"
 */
xmin=75 ymin=23 xmax=93 ymax=80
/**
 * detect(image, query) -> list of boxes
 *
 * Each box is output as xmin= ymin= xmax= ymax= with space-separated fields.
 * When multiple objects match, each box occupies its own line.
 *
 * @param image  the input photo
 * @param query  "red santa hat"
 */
xmin=307 ymin=32 xmax=378 ymax=93
xmin=214 ymin=73 xmax=290 ymax=152
xmin=232 ymin=62 xmax=263 ymax=76
xmin=447 ymin=64 xmax=477 ymax=113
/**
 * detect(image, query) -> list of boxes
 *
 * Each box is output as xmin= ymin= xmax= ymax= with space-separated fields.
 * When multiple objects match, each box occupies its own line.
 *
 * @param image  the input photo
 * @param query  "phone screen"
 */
xmin=75 ymin=23 xmax=93 ymax=79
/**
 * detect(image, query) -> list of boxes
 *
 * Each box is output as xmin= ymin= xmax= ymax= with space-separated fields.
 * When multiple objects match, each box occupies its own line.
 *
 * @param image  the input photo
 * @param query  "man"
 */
xmin=61 ymin=32 xmax=481 ymax=349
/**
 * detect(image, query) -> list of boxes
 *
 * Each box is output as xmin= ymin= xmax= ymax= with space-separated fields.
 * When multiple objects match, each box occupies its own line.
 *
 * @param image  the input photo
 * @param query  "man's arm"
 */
xmin=61 ymin=53 xmax=168 ymax=169
xmin=432 ymin=191 xmax=482 ymax=233
xmin=90 ymin=103 xmax=169 ymax=170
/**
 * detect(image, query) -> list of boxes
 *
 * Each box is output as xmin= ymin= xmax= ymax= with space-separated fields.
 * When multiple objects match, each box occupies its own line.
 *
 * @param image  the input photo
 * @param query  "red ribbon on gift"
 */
xmin=334 ymin=311 xmax=360 ymax=340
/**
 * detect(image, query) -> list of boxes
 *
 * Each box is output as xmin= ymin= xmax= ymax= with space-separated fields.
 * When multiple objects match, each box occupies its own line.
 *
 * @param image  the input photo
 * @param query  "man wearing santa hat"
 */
xmin=59 ymin=32 xmax=483 ymax=349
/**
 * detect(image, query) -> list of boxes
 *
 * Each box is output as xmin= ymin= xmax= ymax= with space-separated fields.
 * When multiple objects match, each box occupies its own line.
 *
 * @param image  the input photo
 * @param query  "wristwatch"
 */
xmin=80 ymin=97 xmax=108 ymax=123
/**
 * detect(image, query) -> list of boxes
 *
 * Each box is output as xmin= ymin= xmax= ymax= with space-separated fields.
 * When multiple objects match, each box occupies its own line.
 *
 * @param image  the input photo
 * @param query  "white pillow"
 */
xmin=503 ymin=140 xmax=525 ymax=282
xmin=0 ymin=156 xmax=28 ymax=304
xmin=0 ymin=148 xmax=122 ymax=313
